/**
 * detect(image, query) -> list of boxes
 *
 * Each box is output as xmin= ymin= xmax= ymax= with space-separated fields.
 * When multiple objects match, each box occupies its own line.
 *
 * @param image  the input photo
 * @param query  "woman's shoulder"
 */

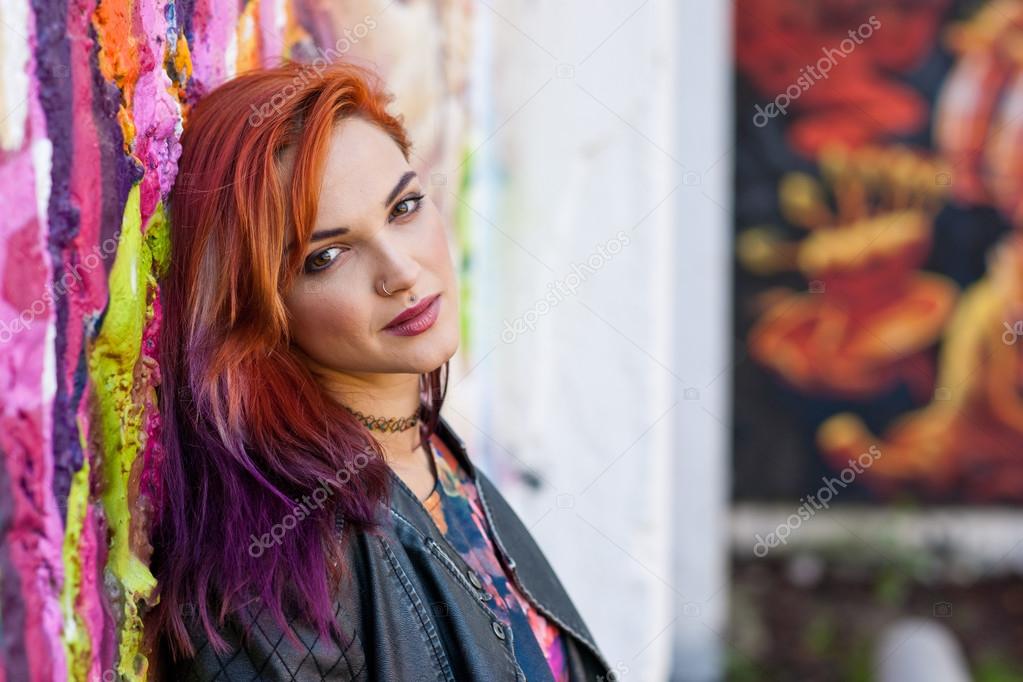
xmin=159 ymin=593 xmax=368 ymax=681
xmin=156 ymin=526 xmax=374 ymax=682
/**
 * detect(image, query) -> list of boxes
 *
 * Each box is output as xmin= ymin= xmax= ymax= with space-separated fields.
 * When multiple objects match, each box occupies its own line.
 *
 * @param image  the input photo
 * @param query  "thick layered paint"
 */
xmin=1 ymin=2 xmax=68 ymax=680
xmin=88 ymin=184 xmax=158 ymax=681
xmin=60 ymin=429 xmax=93 ymax=681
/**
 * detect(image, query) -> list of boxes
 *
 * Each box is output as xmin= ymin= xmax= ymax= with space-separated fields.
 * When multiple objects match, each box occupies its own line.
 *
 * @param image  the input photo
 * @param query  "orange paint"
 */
xmin=93 ymin=0 xmax=141 ymax=146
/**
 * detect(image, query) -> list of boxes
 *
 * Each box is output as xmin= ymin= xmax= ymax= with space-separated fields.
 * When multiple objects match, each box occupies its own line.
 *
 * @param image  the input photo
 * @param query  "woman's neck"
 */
xmin=310 ymin=364 xmax=425 ymax=468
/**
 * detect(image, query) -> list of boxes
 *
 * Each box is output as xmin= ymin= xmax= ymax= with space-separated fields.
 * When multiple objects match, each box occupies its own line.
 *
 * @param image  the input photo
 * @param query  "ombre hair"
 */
xmin=147 ymin=59 xmax=448 ymax=662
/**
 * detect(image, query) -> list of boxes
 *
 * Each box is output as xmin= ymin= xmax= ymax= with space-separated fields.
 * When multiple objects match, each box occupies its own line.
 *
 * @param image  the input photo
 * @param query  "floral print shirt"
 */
xmin=422 ymin=433 xmax=570 ymax=681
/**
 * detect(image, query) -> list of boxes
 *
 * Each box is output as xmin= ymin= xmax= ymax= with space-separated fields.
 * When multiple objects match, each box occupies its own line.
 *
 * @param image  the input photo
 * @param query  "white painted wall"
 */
xmin=444 ymin=2 xmax=731 ymax=680
xmin=670 ymin=1 xmax=732 ymax=680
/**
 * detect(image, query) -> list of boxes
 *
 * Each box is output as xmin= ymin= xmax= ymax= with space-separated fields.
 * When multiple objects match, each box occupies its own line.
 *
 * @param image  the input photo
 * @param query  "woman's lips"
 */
xmin=383 ymin=294 xmax=441 ymax=336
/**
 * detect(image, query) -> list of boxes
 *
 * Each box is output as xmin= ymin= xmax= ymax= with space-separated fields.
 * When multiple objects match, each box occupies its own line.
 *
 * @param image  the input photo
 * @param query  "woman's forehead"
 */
xmin=318 ymin=118 xmax=409 ymax=192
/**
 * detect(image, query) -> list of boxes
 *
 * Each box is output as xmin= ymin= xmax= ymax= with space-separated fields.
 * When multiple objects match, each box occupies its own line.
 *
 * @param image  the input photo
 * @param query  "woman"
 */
xmin=146 ymin=60 xmax=613 ymax=681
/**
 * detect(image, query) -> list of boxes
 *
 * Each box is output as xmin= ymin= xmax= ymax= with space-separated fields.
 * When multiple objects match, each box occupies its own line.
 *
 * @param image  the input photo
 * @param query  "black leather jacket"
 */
xmin=166 ymin=416 xmax=614 ymax=681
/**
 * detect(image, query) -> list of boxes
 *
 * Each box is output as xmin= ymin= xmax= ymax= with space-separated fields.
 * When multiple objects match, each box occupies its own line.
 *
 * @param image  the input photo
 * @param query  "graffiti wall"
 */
xmin=0 ymin=1 xmax=472 ymax=679
xmin=733 ymin=0 xmax=1023 ymax=504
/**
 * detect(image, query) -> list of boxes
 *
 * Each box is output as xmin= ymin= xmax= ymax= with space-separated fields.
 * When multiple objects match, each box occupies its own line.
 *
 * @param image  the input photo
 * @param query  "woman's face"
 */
xmin=281 ymin=116 xmax=459 ymax=378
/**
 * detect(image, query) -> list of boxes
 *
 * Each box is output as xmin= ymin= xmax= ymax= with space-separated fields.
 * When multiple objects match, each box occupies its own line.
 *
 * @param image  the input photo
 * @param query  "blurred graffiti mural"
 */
xmin=0 ymin=1 xmax=472 ymax=680
xmin=733 ymin=0 xmax=1023 ymax=503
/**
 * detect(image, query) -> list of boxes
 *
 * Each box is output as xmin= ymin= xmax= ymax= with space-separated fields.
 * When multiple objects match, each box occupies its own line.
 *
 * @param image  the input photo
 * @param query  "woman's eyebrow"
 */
xmin=308 ymin=226 xmax=350 ymax=244
xmin=384 ymin=170 xmax=417 ymax=207
xmin=285 ymin=226 xmax=349 ymax=255
xmin=285 ymin=171 xmax=418 ymax=255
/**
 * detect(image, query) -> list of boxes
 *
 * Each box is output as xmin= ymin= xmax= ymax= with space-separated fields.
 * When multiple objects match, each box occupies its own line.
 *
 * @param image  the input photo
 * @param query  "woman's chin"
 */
xmin=405 ymin=338 xmax=459 ymax=374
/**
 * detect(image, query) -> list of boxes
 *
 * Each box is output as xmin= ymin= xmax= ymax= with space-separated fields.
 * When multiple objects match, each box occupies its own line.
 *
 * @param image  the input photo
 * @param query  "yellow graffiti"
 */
xmin=89 ymin=185 xmax=169 ymax=681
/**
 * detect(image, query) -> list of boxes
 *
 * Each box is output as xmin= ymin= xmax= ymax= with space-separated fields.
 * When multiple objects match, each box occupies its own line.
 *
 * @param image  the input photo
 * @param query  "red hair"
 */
xmin=148 ymin=59 xmax=448 ymax=662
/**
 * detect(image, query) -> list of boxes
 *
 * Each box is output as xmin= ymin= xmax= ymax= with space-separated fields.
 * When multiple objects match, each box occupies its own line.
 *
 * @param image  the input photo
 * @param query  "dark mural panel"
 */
xmin=732 ymin=0 xmax=1023 ymax=504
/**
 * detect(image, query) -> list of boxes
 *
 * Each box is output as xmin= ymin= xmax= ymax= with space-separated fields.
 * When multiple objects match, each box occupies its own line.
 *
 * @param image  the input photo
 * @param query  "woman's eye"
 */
xmin=303 ymin=195 xmax=423 ymax=274
xmin=391 ymin=194 xmax=425 ymax=220
xmin=304 ymin=246 xmax=346 ymax=274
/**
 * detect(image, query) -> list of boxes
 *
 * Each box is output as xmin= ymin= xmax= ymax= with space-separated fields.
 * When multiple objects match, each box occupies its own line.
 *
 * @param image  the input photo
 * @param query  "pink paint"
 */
xmin=259 ymin=0 xmax=285 ymax=67
xmin=139 ymin=295 xmax=165 ymax=510
xmin=133 ymin=0 xmax=183 ymax=223
xmin=0 ymin=10 xmax=68 ymax=678
xmin=0 ymin=156 xmax=47 ymax=349
xmin=79 ymin=497 xmax=104 ymax=681
xmin=94 ymin=512 xmax=118 ymax=676
xmin=67 ymin=0 xmax=106 ymax=393
xmin=189 ymin=0 xmax=240 ymax=95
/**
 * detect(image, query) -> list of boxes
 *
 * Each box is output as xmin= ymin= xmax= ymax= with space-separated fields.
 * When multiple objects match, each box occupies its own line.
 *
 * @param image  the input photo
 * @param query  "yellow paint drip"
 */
xmin=89 ymin=184 xmax=161 ymax=681
xmin=61 ymin=427 xmax=94 ymax=681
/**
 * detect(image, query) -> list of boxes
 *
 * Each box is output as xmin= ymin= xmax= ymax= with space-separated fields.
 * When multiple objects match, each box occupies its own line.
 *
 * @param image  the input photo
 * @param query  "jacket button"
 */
xmin=491 ymin=621 xmax=505 ymax=639
xmin=467 ymin=569 xmax=483 ymax=590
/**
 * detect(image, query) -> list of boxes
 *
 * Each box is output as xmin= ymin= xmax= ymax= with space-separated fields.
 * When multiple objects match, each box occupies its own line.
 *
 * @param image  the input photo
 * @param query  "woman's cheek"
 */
xmin=315 ymin=297 xmax=364 ymax=338
xmin=292 ymin=292 xmax=361 ymax=344
xmin=426 ymin=221 xmax=454 ymax=270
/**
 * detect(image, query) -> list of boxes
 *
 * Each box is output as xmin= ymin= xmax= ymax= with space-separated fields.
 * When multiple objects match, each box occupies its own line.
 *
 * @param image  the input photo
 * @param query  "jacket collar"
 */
xmin=378 ymin=414 xmax=612 ymax=675
xmin=433 ymin=413 xmax=474 ymax=476
xmin=381 ymin=412 xmax=473 ymax=521
xmin=401 ymin=414 xmax=612 ymax=675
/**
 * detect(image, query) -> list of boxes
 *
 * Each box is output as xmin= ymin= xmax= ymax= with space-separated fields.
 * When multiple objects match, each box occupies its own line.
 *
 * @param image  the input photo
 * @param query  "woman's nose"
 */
xmin=375 ymin=242 xmax=420 ymax=295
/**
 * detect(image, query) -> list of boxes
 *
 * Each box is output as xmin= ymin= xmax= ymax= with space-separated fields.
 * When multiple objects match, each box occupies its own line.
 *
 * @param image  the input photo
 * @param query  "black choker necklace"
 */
xmin=343 ymin=404 xmax=421 ymax=433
